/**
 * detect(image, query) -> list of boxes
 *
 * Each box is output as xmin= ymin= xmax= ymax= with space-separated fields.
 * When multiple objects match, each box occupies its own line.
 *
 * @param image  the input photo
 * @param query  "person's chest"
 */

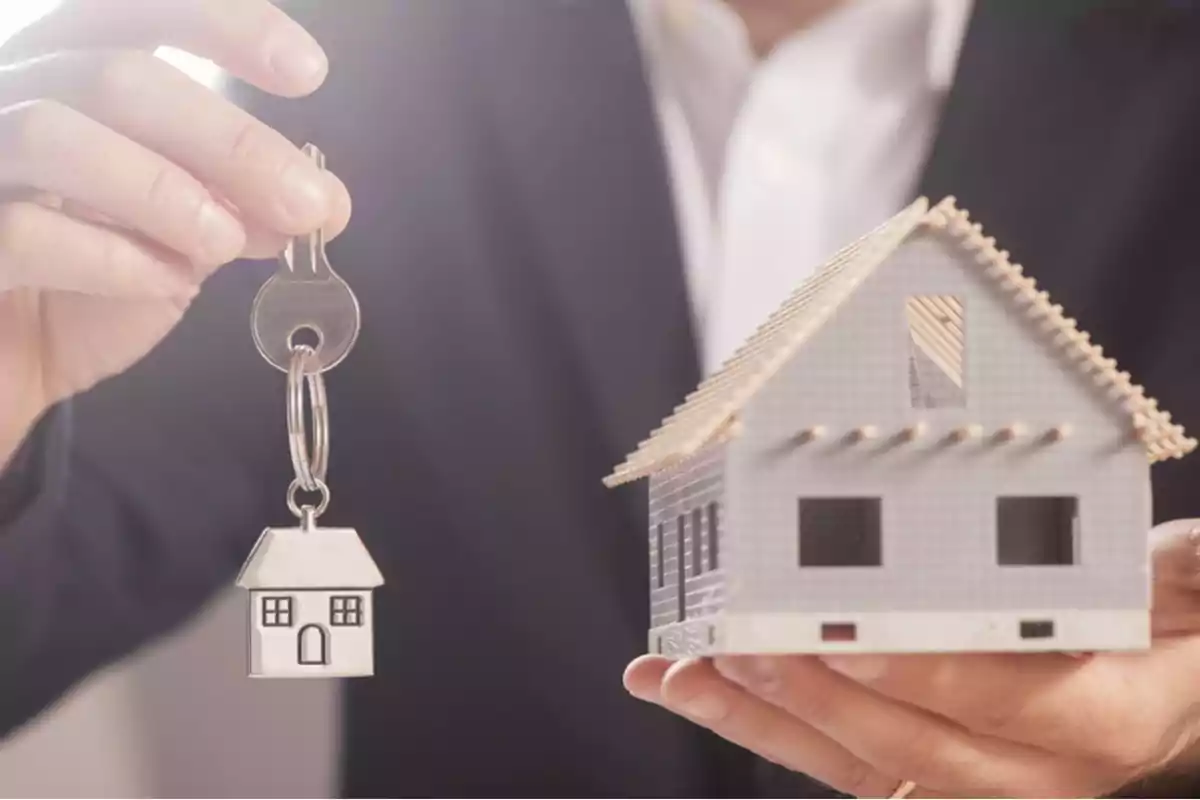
xmin=631 ymin=0 xmax=973 ymax=374
xmin=221 ymin=1 xmax=1200 ymax=793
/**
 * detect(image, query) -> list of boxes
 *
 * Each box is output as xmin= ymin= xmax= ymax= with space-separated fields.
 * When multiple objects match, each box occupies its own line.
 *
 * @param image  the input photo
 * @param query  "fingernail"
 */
xmin=278 ymin=163 xmax=329 ymax=226
xmin=264 ymin=30 xmax=328 ymax=87
xmin=197 ymin=201 xmax=246 ymax=264
xmin=820 ymin=655 xmax=889 ymax=683
xmin=676 ymin=692 xmax=728 ymax=721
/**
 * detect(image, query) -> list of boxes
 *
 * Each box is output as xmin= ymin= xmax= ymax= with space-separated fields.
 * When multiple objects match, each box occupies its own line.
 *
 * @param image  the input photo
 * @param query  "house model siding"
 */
xmin=721 ymin=228 xmax=1152 ymax=652
xmin=248 ymin=589 xmax=376 ymax=677
xmin=605 ymin=196 xmax=1195 ymax=657
xmin=648 ymin=441 xmax=726 ymax=653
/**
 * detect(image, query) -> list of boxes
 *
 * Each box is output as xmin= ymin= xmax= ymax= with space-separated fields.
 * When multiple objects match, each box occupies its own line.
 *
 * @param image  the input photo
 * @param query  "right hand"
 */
xmin=0 ymin=0 xmax=353 ymax=464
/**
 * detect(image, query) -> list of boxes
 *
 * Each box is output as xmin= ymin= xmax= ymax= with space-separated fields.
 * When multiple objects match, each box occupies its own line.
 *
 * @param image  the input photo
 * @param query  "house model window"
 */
xmin=262 ymin=596 xmax=293 ymax=627
xmin=706 ymin=502 xmax=719 ymax=570
xmin=907 ymin=295 xmax=964 ymax=408
xmin=997 ymin=496 xmax=1079 ymax=566
xmin=654 ymin=522 xmax=665 ymax=588
xmin=676 ymin=516 xmax=686 ymax=622
xmin=799 ymin=498 xmax=882 ymax=567
xmin=330 ymin=595 xmax=364 ymax=626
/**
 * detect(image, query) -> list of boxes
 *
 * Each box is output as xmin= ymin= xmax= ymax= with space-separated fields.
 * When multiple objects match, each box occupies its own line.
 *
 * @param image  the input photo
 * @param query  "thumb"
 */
xmin=1150 ymin=519 xmax=1200 ymax=636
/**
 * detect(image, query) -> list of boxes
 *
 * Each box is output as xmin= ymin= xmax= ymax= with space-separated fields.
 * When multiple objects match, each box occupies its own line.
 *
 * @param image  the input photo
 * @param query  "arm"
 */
xmin=0 ymin=261 xmax=287 ymax=739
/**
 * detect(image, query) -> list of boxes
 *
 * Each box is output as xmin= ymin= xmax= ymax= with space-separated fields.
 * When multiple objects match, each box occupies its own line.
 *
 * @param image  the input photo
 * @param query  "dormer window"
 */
xmin=906 ymin=295 xmax=965 ymax=408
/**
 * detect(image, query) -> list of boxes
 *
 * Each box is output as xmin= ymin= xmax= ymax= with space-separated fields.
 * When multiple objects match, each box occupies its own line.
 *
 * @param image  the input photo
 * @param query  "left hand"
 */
xmin=624 ymin=519 xmax=1200 ymax=798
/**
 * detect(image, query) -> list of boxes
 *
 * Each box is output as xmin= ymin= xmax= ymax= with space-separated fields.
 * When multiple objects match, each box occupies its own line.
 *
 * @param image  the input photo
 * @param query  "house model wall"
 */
xmin=604 ymin=196 xmax=1195 ymax=658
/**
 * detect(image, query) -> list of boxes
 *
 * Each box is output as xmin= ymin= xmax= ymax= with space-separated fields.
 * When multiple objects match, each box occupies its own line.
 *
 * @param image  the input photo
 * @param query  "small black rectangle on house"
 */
xmin=1019 ymin=620 xmax=1055 ymax=640
xmin=997 ymin=496 xmax=1078 ymax=566
xmin=821 ymin=622 xmax=857 ymax=642
xmin=799 ymin=498 xmax=882 ymax=567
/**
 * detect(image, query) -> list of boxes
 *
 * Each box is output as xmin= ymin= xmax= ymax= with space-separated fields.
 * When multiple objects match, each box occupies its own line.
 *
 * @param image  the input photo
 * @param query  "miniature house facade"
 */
xmin=236 ymin=526 xmax=384 ymax=677
xmin=605 ymin=196 xmax=1195 ymax=657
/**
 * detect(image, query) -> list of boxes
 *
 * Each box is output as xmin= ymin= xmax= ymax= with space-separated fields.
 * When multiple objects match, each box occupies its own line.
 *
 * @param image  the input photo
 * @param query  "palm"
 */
xmin=3 ymin=287 xmax=189 ymax=417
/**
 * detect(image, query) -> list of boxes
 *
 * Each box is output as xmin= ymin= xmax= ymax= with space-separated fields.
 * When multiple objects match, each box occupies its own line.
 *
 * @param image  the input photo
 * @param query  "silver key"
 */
xmin=251 ymin=144 xmax=360 ymax=374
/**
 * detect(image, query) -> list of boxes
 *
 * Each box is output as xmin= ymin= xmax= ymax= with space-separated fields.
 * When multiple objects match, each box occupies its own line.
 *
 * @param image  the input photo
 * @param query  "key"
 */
xmin=251 ymin=144 xmax=361 ymax=374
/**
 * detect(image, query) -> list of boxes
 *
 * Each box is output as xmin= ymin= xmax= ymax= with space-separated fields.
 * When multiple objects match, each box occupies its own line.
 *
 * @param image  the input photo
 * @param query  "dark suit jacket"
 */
xmin=3 ymin=1 xmax=1200 ymax=796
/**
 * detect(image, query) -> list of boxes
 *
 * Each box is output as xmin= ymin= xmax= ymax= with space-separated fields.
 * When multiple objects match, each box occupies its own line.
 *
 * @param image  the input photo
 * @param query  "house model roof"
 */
xmin=236 ymin=527 xmax=385 ymax=589
xmin=604 ymin=195 xmax=1196 ymax=488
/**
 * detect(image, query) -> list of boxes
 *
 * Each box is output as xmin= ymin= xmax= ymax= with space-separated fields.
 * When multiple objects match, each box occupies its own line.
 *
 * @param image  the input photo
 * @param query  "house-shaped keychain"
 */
xmin=237 ymin=524 xmax=384 ymax=677
xmin=604 ymin=195 xmax=1195 ymax=658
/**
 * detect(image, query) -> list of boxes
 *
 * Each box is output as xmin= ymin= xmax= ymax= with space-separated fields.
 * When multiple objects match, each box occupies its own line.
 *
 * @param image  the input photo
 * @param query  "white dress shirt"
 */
xmin=629 ymin=0 xmax=973 ymax=375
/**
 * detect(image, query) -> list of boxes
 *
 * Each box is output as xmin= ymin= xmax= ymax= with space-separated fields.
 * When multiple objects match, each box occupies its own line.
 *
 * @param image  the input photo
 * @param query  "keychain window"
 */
xmin=331 ymin=595 xmax=364 ymax=626
xmin=262 ymin=596 xmax=294 ymax=627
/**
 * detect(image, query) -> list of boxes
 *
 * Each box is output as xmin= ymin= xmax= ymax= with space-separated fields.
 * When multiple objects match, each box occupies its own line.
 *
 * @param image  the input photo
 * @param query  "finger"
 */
xmin=622 ymin=653 xmax=672 ymax=700
xmin=1152 ymin=519 xmax=1200 ymax=591
xmin=1 ymin=51 xmax=341 ymax=238
xmin=0 ymin=99 xmax=247 ymax=268
xmin=0 ymin=200 xmax=197 ymax=298
xmin=1152 ymin=588 xmax=1200 ymax=636
xmin=227 ymin=168 xmax=352 ymax=258
xmin=625 ymin=656 xmax=912 ymax=799
xmin=59 ymin=169 xmax=349 ymax=262
xmin=715 ymin=655 xmax=1115 ymax=798
xmin=813 ymin=649 xmax=1184 ymax=773
xmin=4 ymin=0 xmax=327 ymax=98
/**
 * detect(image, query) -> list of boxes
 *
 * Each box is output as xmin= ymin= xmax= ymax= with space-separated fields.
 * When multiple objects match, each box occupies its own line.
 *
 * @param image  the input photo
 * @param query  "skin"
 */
xmin=6 ymin=2 xmax=1200 ymax=793
xmin=624 ymin=520 xmax=1200 ymax=797
xmin=0 ymin=0 xmax=349 ymax=470
xmin=725 ymin=0 xmax=847 ymax=56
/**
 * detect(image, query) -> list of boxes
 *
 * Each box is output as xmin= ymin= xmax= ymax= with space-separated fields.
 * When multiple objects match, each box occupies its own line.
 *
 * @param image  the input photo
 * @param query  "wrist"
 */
xmin=1 ymin=400 xmax=45 ymax=476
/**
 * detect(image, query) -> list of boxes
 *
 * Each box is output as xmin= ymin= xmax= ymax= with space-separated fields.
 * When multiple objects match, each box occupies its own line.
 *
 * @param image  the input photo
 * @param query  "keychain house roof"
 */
xmin=605 ymin=195 xmax=1195 ymax=658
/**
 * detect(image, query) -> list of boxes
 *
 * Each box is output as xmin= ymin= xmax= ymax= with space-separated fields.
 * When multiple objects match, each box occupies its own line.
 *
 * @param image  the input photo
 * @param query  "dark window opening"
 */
xmin=691 ymin=507 xmax=704 ymax=577
xmin=997 ymin=496 xmax=1078 ymax=565
xmin=655 ymin=523 xmax=665 ymax=588
xmin=1020 ymin=620 xmax=1055 ymax=639
xmin=799 ymin=498 xmax=882 ymax=567
xmin=676 ymin=515 xmax=686 ymax=622
xmin=707 ymin=502 xmax=720 ymax=570
xmin=821 ymin=622 xmax=858 ymax=642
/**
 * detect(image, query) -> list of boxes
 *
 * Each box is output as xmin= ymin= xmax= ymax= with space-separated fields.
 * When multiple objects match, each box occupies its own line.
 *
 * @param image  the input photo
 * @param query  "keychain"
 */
xmin=235 ymin=144 xmax=384 ymax=679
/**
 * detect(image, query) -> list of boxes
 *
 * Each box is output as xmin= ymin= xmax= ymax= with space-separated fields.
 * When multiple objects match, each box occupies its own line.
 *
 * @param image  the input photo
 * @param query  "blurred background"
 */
xmin=0 ymin=4 xmax=337 ymax=797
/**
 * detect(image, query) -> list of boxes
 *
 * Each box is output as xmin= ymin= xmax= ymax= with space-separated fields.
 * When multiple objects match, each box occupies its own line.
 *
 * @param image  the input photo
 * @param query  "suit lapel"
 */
xmin=919 ymin=0 xmax=1200 ymax=521
xmin=451 ymin=1 xmax=701 ymax=473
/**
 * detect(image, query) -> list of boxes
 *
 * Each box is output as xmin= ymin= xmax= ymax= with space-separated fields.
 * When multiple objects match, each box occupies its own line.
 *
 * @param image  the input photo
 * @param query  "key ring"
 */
xmin=287 ymin=344 xmax=329 ymax=492
xmin=287 ymin=477 xmax=330 ymax=522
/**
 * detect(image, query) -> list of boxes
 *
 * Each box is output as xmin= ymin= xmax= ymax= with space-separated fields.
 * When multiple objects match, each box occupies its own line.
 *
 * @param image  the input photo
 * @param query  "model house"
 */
xmin=604 ymin=196 xmax=1195 ymax=657
xmin=236 ymin=526 xmax=384 ymax=677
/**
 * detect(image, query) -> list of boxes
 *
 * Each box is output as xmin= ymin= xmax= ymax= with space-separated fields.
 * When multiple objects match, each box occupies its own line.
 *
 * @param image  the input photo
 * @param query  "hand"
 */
xmin=624 ymin=519 xmax=1200 ymax=798
xmin=0 ymin=0 xmax=353 ymax=466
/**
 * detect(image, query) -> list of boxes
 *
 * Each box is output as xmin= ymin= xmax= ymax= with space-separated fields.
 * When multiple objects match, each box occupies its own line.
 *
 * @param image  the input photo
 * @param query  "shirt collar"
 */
xmin=629 ymin=0 xmax=974 ymax=93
